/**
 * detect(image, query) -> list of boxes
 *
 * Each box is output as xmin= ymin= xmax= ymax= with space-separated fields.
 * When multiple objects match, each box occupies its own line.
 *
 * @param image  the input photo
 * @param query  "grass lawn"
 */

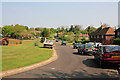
xmin=2 ymin=40 xmax=53 ymax=71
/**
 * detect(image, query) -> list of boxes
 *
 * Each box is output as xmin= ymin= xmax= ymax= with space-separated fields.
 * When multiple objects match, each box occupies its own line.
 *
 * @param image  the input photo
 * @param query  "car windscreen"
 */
xmin=75 ymin=43 xmax=80 ymax=45
xmin=85 ymin=44 xmax=94 ymax=48
xmin=104 ymin=46 xmax=120 ymax=53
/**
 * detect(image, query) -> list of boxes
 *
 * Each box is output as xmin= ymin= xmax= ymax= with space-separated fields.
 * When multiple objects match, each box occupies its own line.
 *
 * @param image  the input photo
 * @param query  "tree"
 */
xmin=13 ymin=24 xmax=26 ymax=38
xmin=69 ymin=25 xmax=74 ymax=32
xmin=50 ymin=28 xmax=57 ymax=33
xmin=2 ymin=25 xmax=14 ymax=37
xmin=25 ymin=26 xmax=29 ymax=30
xmin=61 ymin=27 xmax=64 ymax=32
xmin=84 ymin=26 xmax=96 ymax=35
xmin=41 ymin=28 xmax=50 ymax=37
xmin=35 ymin=27 xmax=43 ymax=31
xmin=57 ymin=27 xmax=60 ymax=32
xmin=74 ymin=25 xmax=82 ymax=31
xmin=74 ymin=31 xmax=81 ymax=34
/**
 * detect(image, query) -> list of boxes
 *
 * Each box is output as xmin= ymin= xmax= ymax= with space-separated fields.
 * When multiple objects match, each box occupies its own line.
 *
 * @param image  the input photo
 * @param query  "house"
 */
xmin=115 ymin=28 xmax=120 ymax=38
xmin=79 ymin=34 xmax=89 ymax=40
xmin=58 ymin=31 xmax=64 ymax=36
xmin=90 ymin=25 xmax=115 ymax=42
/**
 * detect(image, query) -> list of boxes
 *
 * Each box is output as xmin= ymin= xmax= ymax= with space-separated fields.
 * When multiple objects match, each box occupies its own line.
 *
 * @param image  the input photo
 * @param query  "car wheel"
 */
xmin=99 ymin=60 xmax=105 ymax=68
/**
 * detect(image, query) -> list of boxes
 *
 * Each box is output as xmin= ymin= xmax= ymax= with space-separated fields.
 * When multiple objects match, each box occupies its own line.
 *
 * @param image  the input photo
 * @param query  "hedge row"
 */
xmin=113 ymin=38 xmax=120 ymax=45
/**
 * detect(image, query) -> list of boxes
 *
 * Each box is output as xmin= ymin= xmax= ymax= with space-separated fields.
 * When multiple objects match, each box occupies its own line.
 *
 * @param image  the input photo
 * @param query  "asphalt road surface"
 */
xmin=4 ymin=43 xmax=119 ymax=78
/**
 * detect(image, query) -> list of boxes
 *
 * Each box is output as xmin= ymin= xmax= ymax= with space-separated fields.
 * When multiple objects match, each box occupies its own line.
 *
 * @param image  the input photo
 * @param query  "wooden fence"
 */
xmin=8 ymin=39 xmax=22 ymax=45
xmin=2 ymin=38 xmax=22 ymax=46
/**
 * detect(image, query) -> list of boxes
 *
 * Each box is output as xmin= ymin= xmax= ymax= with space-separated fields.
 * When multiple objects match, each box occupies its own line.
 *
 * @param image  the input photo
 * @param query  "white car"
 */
xmin=43 ymin=39 xmax=53 ymax=49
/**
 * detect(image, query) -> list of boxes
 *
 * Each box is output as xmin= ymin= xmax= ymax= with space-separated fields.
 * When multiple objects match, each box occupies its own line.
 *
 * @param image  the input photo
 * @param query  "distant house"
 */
xmin=58 ymin=31 xmax=64 ymax=36
xmin=90 ymin=25 xmax=115 ymax=42
xmin=79 ymin=34 xmax=89 ymax=40
xmin=115 ymin=28 xmax=120 ymax=38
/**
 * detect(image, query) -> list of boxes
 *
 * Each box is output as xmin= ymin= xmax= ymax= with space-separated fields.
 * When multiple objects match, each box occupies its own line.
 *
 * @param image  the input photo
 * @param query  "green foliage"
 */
xmin=35 ymin=27 xmax=43 ymax=31
xmin=25 ymin=26 xmax=29 ymax=30
xmin=31 ymin=32 xmax=36 ymax=37
xmin=41 ymin=28 xmax=50 ymax=37
xmin=13 ymin=24 xmax=26 ymax=37
xmin=34 ymin=39 xmax=41 ymax=47
xmin=50 ymin=28 xmax=57 ymax=33
xmin=75 ymin=40 xmax=82 ymax=43
xmin=2 ymin=25 xmax=14 ymax=37
xmin=113 ymin=38 xmax=120 ymax=45
xmin=84 ymin=26 xmax=97 ymax=34
xmin=47 ymin=37 xmax=53 ymax=40
xmin=74 ymin=31 xmax=81 ymax=34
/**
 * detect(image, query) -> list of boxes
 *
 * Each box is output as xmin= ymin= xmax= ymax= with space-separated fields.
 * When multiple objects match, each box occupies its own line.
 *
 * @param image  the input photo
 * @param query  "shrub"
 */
xmin=34 ymin=39 xmax=41 ymax=47
xmin=75 ymin=40 xmax=82 ymax=43
xmin=113 ymin=38 xmax=120 ymax=45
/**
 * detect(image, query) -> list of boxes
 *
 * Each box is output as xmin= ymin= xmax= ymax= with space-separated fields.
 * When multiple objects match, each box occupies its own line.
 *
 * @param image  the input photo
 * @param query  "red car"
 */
xmin=94 ymin=45 xmax=120 ymax=67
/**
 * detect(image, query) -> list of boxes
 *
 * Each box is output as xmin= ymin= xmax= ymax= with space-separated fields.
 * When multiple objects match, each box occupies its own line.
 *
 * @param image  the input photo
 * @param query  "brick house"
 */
xmin=115 ymin=28 xmax=120 ymax=38
xmin=58 ymin=31 xmax=64 ymax=36
xmin=79 ymin=34 xmax=89 ymax=40
xmin=90 ymin=25 xmax=115 ymax=42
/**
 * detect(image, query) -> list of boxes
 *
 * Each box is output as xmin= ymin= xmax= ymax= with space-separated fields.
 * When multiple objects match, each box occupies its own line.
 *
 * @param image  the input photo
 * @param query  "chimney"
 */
xmin=101 ymin=24 xmax=106 ymax=29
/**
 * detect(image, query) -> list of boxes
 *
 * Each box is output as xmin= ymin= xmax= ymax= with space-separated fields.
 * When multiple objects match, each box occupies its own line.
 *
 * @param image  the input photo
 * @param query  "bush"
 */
xmin=34 ymin=39 xmax=41 ymax=47
xmin=113 ymin=38 xmax=120 ymax=45
xmin=75 ymin=40 xmax=82 ymax=43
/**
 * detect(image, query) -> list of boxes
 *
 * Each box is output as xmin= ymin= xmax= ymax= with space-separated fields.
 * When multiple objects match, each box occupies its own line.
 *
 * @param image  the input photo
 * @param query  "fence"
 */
xmin=8 ymin=39 xmax=22 ymax=45
xmin=2 ymin=38 xmax=22 ymax=46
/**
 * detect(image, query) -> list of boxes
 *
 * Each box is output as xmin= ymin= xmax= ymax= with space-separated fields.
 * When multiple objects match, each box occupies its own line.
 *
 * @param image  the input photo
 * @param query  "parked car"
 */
xmin=94 ymin=45 xmax=120 ymax=67
xmin=73 ymin=43 xmax=81 ymax=49
xmin=56 ymin=40 xmax=59 ymax=42
xmin=94 ymin=42 xmax=102 ymax=48
xmin=78 ymin=44 xmax=96 ymax=55
xmin=43 ymin=39 xmax=53 ymax=49
xmin=61 ymin=41 xmax=67 ymax=45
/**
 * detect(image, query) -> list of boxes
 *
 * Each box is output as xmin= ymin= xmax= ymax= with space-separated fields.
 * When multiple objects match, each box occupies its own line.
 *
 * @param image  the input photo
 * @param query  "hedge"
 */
xmin=113 ymin=38 xmax=120 ymax=45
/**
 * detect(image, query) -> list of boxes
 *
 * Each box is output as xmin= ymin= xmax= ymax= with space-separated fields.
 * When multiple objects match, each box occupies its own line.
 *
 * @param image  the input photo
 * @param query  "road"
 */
xmin=4 ymin=43 xmax=119 ymax=78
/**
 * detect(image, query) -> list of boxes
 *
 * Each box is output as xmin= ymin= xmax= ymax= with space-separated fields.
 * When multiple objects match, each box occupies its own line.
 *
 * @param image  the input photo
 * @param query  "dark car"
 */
xmin=78 ymin=44 xmax=96 ymax=55
xmin=56 ymin=40 xmax=59 ymax=42
xmin=61 ymin=41 xmax=67 ymax=45
xmin=73 ymin=43 xmax=81 ymax=49
xmin=94 ymin=45 xmax=120 ymax=67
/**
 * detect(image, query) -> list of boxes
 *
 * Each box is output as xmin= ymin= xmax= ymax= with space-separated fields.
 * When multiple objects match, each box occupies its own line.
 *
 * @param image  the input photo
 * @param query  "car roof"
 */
xmin=102 ymin=45 xmax=119 ymax=47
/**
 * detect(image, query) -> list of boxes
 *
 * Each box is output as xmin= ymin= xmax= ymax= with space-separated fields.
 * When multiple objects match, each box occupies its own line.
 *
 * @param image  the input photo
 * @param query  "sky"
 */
xmin=1 ymin=1 xmax=119 ymax=29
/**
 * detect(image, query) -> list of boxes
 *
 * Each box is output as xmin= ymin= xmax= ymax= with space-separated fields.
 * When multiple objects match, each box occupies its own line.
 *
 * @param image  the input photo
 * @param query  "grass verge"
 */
xmin=2 ymin=40 xmax=53 ymax=71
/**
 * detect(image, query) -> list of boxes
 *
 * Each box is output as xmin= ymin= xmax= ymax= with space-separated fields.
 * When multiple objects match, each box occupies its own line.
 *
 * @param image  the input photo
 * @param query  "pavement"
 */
xmin=3 ymin=43 xmax=119 ymax=78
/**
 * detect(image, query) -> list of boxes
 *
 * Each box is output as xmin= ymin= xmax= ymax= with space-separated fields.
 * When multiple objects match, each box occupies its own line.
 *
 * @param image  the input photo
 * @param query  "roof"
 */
xmin=91 ymin=27 xmax=115 ymax=36
xmin=102 ymin=45 xmax=119 ymax=47
xmin=79 ymin=34 xmax=89 ymax=37
xmin=115 ymin=28 xmax=120 ymax=32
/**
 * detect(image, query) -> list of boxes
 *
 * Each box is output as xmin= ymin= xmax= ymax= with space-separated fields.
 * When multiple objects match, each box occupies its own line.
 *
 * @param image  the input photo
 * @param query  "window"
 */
xmin=97 ymin=35 xmax=99 ymax=38
xmin=102 ymin=35 xmax=104 ymax=38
